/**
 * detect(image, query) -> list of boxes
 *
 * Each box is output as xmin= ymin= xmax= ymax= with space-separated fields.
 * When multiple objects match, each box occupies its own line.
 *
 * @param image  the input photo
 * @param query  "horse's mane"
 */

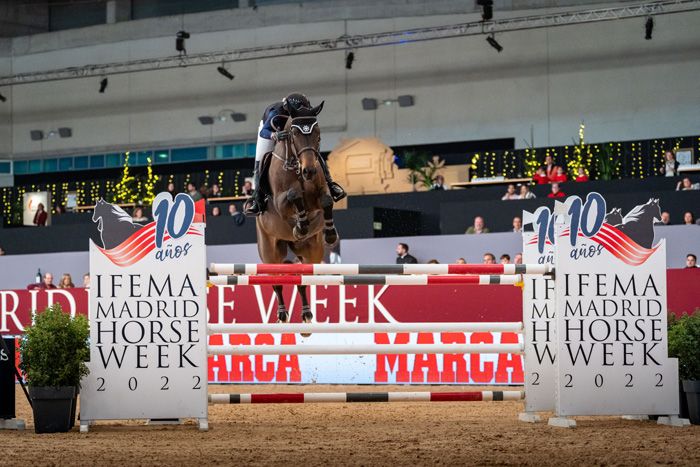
xmin=622 ymin=201 xmax=657 ymax=224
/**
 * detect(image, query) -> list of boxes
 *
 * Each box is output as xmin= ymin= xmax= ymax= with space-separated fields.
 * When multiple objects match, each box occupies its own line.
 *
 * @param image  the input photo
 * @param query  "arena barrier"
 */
xmin=207 ymin=273 xmax=523 ymax=286
xmin=209 ymin=390 xmax=525 ymax=404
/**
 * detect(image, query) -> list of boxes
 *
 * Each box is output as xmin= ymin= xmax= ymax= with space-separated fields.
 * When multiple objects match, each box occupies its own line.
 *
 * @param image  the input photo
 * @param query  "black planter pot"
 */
xmin=29 ymin=386 xmax=76 ymax=433
xmin=682 ymin=380 xmax=700 ymax=425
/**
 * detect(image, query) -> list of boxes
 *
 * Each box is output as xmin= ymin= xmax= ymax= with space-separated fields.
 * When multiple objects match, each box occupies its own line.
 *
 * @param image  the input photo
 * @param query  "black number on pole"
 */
xmin=193 ymin=376 xmax=201 ymax=390
xmin=531 ymin=372 xmax=540 ymax=386
xmin=594 ymin=374 xmax=603 ymax=388
xmin=564 ymin=374 xmax=573 ymax=388
xmin=96 ymin=377 xmax=105 ymax=392
xmin=128 ymin=377 xmax=137 ymax=391
xmin=160 ymin=376 xmax=169 ymax=391
xmin=655 ymin=373 xmax=663 ymax=387
xmin=625 ymin=373 xmax=633 ymax=388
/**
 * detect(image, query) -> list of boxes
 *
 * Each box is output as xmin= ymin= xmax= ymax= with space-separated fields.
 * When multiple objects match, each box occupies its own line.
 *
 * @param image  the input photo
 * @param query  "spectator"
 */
xmin=683 ymin=211 xmax=695 ymax=225
xmin=543 ymin=155 xmax=558 ymax=180
xmin=83 ymin=273 xmax=91 ymax=289
xmin=514 ymin=253 xmax=523 ymax=264
xmin=550 ymin=166 xmax=568 ymax=183
xmin=547 ymin=183 xmax=566 ymax=199
xmin=465 ymin=216 xmax=490 ymax=234
xmin=54 ymin=205 xmax=66 ymax=215
xmin=132 ymin=207 xmax=148 ymax=223
xmin=396 ymin=243 xmax=418 ymax=264
xmin=660 ymin=150 xmax=679 ymax=177
xmin=427 ymin=259 xmax=440 ymax=264
xmin=532 ymin=167 xmax=548 ymax=185
xmin=501 ymin=184 xmax=519 ymax=200
xmin=199 ymin=184 xmax=209 ymax=200
xmin=656 ymin=211 xmax=671 ymax=225
xmin=676 ymin=177 xmax=700 ymax=191
xmin=33 ymin=203 xmax=48 ymax=226
xmin=242 ymin=180 xmax=254 ymax=197
xmin=686 ymin=254 xmax=697 ymax=268
xmin=520 ymin=185 xmax=536 ymax=199
xmin=167 ymin=182 xmax=177 ymax=198
xmin=512 ymin=216 xmax=522 ymax=233
xmin=456 ymin=257 xmax=466 ymax=264
xmin=42 ymin=272 xmax=56 ymax=289
xmin=59 ymin=273 xmax=75 ymax=289
xmin=187 ymin=182 xmax=202 ymax=202
xmin=482 ymin=253 xmax=496 ymax=265
xmin=0 ymin=246 xmax=4 ymax=256
xmin=210 ymin=184 xmax=222 ymax=197
xmin=500 ymin=254 xmax=511 ymax=264
xmin=575 ymin=167 xmax=589 ymax=182
xmin=430 ymin=175 xmax=448 ymax=191
xmin=228 ymin=203 xmax=245 ymax=226
xmin=211 ymin=206 xmax=222 ymax=217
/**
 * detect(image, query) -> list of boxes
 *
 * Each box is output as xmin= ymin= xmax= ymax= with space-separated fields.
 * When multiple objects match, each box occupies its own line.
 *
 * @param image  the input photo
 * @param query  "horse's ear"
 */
xmin=311 ymin=100 xmax=324 ymax=116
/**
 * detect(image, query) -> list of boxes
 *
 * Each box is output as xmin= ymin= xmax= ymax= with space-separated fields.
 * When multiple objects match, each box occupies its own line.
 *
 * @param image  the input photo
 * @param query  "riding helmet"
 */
xmin=283 ymin=93 xmax=311 ymax=113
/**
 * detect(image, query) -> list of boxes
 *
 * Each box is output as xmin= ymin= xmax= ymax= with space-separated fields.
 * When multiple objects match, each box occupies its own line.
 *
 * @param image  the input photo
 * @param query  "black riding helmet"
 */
xmin=282 ymin=93 xmax=311 ymax=113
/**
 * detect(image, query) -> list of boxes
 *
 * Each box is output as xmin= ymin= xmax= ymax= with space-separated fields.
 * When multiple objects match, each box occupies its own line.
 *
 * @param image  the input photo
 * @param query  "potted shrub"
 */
xmin=668 ymin=310 xmax=700 ymax=425
xmin=19 ymin=303 xmax=90 ymax=433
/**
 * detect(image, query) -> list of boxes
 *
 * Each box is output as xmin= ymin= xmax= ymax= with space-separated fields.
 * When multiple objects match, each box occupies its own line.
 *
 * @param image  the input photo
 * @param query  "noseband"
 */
xmin=271 ymin=118 xmax=320 ymax=175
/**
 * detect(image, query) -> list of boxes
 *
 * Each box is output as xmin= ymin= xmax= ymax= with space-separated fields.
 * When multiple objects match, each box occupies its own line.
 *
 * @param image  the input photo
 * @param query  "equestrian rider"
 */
xmin=244 ymin=93 xmax=347 ymax=215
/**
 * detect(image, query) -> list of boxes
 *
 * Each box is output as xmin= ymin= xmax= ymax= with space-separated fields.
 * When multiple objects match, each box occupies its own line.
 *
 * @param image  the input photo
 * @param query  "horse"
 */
xmin=616 ymin=198 xmax=661 ymax=249
xmin=256 ymin=102 xmax=339 ymax=324
xmin=92 ymin=199 xmax=142 ymax=249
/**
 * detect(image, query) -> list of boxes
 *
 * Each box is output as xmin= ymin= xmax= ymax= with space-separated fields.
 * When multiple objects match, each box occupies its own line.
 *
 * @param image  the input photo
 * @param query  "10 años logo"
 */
xmin=152 ymin=192 xmax=196 ymax=261
xmin=533 ymin=192 xmax=606 ymax=255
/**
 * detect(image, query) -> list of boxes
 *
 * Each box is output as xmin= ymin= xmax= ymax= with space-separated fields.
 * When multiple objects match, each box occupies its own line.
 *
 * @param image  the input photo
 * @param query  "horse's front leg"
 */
xmin=273 ymin=285 xmax=289 ymax=323
xmin=320 ymin=193 xmax=338 ymax=246
xmin=286 ymin=188 xmax=309 ymax=239
xmin=297 ymin=284 xmax=313 ymax=337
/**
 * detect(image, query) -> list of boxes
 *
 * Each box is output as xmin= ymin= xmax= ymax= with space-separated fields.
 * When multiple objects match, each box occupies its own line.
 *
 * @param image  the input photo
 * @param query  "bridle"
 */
xmin=271 ymin=117 xmax=320 ymax=176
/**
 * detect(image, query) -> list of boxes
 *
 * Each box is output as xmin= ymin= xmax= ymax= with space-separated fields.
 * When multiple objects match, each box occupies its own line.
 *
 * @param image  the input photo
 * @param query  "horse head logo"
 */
xmin=92 ymin=199 xmax=143 ymax=250
xmin=614 ymin=198 xmax=661 ymax=249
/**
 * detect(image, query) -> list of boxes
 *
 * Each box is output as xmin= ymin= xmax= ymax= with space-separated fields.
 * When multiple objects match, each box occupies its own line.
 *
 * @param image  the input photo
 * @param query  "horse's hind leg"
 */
xmin=321 ymin=193 xmax=338 ymax=246
xmin=286 ymin=189 xmax=309 ymax=239
xmin=273 ymin=285 xmax=289 ymax=323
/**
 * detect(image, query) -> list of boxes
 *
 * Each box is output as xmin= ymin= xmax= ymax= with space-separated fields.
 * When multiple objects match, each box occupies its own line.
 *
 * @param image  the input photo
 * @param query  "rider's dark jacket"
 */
xmin=259 ymin=101 xmax=289 ymax=140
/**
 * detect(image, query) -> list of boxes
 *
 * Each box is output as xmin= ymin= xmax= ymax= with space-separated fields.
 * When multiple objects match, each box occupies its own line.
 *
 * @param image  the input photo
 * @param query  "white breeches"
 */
xmin=255 ymin=120 xmax=275 ymax=163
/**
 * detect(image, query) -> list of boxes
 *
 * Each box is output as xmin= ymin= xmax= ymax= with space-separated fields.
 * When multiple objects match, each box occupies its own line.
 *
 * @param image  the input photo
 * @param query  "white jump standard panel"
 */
xmin=207 ymin=322 xmax=524 ymax=334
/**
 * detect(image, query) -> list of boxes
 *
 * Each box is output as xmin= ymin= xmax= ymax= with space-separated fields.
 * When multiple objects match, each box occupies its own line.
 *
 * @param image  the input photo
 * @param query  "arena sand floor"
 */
xmin=3 ymin=385 xmax=699 ymax=466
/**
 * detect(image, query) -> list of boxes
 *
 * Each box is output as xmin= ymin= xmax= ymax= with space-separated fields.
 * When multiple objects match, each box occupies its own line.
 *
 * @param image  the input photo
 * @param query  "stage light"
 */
xmin=645 ymin=17 xmax=654 ymax=40
xmin=217 ymin=65 xmax=235 ymax=80
xmin=30 ymin=130 xmax=44 ymax=141
xmin=99 ymin=77 xmax=108 ymax=93
xmin=397 ymin=95 xmax=414 ymax=107
xmin=198 ymin=116 xmax=215 ymax=125
xmin=58 ymin=127 xmax=72 ymax=138
xmin=345 ymin=51 xmax=355 ymax=70
xmin=231 ymin=112 xmax=247 ymax=122
xmin=486 ymin=34 xmax=503 ymax=53
xmin=362 ymin=98 xmax=378 ymax=110
xmin=0 ymin=93 xmax=6 ymax=102
xmin=477 ymin=0 xmax=493 ymax=21
xmin=176 ymin=30 xmax=190 ymax=54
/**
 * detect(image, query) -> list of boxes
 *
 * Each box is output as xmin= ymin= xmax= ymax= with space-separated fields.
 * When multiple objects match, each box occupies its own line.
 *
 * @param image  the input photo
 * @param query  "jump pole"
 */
xmin=210 ymin=263 xmax=553 ymax=275
xmin=207 ymin=322 xmax=524 ymax=334
xmin=209 ymin=390 xmax=525 ymax=404
xmin=208 ymin=274 xmax=523 ymax=286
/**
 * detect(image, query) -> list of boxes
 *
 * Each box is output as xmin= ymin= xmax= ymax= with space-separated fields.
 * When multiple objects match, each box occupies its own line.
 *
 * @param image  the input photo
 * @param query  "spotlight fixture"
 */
xmin=645 ymin=17 xmax=654 ymax=40
xmin=30 ymin=130 xmax=44 ymax=141
xmin=231 ymin=112 xmax=247 ymax=122
xmin=198 ymin=116 xmax=215 ymax=125
xmin=217 ymin=63 xmax=235 ymax=80
xmin=0 ymin=93 xmax=6 ymax=102
xmin=58 ymin=127 xmax=72 ymax=138
xmin=176 ymin=30 xmax=190 ymax=54
xmin=345 ymin=51 xmax=355 ymax=70
xmin=397 ymin=95 xmax=414 ymax=107
xmin=486 ymin=34 xmax=503 ymax=53
xmin=99 ymin=77 xmax=108 ymax=93
xmin=361 ymin=98 xmax=378 ymax=110
xmin=477 ymin=0 xmax=493 ymax=21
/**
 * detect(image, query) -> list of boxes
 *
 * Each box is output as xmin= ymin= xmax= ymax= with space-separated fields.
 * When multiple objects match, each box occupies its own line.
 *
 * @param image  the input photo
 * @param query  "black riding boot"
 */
xmin=318 ymin=157 xmax=347 ymax=202
xmin=244 ymin=161 xmax=266 ymax=216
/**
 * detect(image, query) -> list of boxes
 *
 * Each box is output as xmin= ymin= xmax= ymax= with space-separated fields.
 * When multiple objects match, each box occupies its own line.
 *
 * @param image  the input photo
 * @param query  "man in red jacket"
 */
xmin=547 ymin=183 xmax=566 ymax=199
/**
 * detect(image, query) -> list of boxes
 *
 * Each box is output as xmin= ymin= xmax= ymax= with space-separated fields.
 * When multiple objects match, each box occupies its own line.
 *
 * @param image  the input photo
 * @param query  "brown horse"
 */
xmin=256 ymin=102 xmax=338 ymax=323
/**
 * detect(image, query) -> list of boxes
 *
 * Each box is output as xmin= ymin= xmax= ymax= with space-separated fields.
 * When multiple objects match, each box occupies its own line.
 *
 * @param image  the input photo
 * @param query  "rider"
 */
xmin=244 ymin=92 xmax=347 ymax=216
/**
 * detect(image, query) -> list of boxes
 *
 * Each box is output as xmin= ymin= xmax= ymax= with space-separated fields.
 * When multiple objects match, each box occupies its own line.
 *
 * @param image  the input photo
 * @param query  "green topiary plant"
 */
xmin=668 ymin=310 xmax=700 ymax=381
xmin=19 ymin=304 xmax=90 ymax=388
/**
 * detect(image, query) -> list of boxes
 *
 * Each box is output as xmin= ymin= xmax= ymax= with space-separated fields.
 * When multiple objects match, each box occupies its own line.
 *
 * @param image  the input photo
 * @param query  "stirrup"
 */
xmin=329 ymin=183 xmax=347 ymax=202
xmin=244 ymin=198 xmax=264 ymax=216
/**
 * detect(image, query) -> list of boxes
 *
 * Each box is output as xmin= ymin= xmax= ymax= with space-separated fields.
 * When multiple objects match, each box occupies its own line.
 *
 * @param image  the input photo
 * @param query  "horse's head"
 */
xmin=285 ymin=101 xmax=323 ymax=181
xmin=645 ymin=198 xmax=662 ymax=222
xmin=92 ymin=199 xmax=108 ymax=225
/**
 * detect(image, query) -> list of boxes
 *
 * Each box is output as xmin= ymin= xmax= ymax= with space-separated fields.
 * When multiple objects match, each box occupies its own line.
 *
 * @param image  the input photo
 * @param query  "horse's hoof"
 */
xmin=323 ymin=228 xmax=338 ymax=247
xmin=293 ymin=226 xmax=308 ymax=239
xmin=302 ymin=310 xmax=313 ymax=323
xmin=277 ymin=310 xmax=289 ymax=323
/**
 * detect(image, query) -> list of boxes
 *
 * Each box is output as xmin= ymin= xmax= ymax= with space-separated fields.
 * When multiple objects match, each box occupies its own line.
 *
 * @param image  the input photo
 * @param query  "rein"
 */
xmin=271 ymin=128 xmax=320 ymax=176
